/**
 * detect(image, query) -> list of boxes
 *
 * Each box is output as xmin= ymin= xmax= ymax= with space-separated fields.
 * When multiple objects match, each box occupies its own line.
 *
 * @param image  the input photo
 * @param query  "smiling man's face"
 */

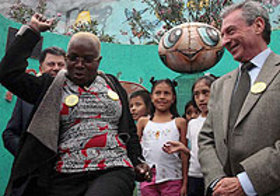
xmin=221 ymin=9 xmax=261 ymax=63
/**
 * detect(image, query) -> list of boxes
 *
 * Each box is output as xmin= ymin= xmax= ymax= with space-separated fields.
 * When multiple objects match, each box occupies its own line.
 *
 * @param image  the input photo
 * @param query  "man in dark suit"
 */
xmin=198 ymin=1 xmax=280 ymax=196
xmin=2 ymin=46 xmax=66 ymax=156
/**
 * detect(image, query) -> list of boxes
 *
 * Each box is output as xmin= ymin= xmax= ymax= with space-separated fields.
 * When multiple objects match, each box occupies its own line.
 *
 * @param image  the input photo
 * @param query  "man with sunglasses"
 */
xmin=2 ymin=46 xmax=66 ymax=156
xmin=0 ymin=13 xmax=151 ymax=196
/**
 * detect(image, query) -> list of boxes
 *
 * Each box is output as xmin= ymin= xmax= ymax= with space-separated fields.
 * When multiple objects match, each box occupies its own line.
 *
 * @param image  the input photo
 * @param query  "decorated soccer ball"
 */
xmin=158 ymin=22 xmax=224 ymax=73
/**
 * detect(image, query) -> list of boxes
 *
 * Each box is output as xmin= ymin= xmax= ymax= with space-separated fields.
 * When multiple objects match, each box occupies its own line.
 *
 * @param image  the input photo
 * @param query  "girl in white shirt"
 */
xmin=163 ymin=75 xmax=216 ymax=196
xmin=137 ymin=78 xmax=188 ymax=196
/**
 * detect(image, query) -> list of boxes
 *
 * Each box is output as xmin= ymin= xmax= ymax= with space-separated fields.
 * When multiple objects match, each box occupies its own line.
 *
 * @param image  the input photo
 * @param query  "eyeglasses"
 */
xmin=66 ymin=54 xmax=100 ymax=64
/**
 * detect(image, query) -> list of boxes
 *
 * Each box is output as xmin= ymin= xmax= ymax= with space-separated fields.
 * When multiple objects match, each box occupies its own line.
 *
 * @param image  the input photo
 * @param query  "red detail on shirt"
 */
xmin=74 ymin=118 xmax=81 ymax=125
xmin=78 ymin=87 xmax=86 ymax=95
xmin=60 ymin=103 xmax=69 ymax=115
xmin=115 ymin=135 xmax=127 ymax=149
xmin=83 ymin=159 xmax=92 ymax=169
xmin=59 ymin=147 xmax=71 ymax=156
xmin=84 ymin=133 xmax=108 ymax=149
xmin=123 ymin=159 xmax=133 ymax=168
xmin=98 ymin=159 xmax=106 ymax=170
xmin=89 ymin=113 xmax=101 ymax=119
xmin=81 ymin=149 xmax=88 ymax=157
xmin=106 ymin=84 xmax=111 ymax=90
xmin=56 ymin=160 xmax=64 ymax=172
xmin=98 ymin=125 xmax=108 ymax=132
xmin=90 ymin=91 xmax=100 ymax=100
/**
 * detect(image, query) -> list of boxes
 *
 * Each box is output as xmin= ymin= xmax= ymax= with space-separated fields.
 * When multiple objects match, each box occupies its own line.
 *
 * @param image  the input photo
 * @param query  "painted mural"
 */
xmin=0 ymin=0 xmax=280 ymax=44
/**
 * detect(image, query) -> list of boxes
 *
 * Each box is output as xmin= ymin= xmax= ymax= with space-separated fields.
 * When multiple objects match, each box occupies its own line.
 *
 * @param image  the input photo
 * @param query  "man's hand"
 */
xmin=134 ymin=162 xmax=152 ymax=182
xmin=29 ymin=13 xmax=54 ymax=33
xmin=213 ymin=177 xmax=246 ymax=196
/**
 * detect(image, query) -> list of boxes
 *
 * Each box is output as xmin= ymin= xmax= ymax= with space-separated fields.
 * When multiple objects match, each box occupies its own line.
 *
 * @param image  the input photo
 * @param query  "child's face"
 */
xmin=193 ymin=79 xmax=211 ymax=117
xmin=151 ymin=82 xmax=175 ymax=113
xmin=129 ymin=96 xmax=148 ymax=121
xmin=185 ymin=105 xmax=200 ymax=121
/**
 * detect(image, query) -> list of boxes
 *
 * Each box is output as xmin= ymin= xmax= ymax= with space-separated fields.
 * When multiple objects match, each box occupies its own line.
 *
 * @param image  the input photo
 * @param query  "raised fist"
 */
xmin=29 ymin=13 xmax=54 ymax=33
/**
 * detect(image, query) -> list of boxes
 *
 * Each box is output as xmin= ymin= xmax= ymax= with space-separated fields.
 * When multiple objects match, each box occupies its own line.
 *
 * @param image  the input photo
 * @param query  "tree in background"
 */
xmin=122 ymin=0 xmax=233 ymax=45
xmin=8 ymin=0 xmax=59 ymax=32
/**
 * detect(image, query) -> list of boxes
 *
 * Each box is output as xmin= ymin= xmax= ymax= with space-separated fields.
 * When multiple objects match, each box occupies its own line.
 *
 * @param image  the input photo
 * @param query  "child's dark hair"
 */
xmin=191 ymin=75 xmax=216 ymax=110
xmin=182 ymin=100 xmax=198 ymax=119
xmin=149 ymin=77 xmax=180 ymax=120
xmin=129 ymin=90 xmax=152 ymax=115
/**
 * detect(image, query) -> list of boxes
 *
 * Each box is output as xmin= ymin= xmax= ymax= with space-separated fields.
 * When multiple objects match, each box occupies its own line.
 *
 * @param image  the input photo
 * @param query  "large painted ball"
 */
xmin=158 ymin=22 xmax=224 ymax=73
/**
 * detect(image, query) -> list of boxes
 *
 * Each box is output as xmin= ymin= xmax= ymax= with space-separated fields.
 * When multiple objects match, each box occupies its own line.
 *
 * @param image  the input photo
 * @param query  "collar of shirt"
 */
xmin=238 ymin=48 xmax=272 ymax=85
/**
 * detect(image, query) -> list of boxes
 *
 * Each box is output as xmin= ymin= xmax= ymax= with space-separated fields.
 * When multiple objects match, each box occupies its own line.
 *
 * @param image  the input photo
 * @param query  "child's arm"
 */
xmin=136 ymin=117 xmax=149 ymax=140
xmin=176 ymin=117 xmax=189 ymax=196
xmin=162 ymin=140 xmax=190 ymax=155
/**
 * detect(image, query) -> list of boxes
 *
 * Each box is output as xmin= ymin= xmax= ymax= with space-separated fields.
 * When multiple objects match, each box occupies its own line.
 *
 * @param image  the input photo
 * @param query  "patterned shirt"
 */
xmin=56 ymin=75 xmax=133 ymax=173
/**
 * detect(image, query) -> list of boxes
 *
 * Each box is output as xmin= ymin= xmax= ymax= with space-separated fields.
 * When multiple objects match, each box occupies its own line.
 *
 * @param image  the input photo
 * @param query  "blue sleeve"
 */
xmin=2 ymin=99 xmax=23 ymax=156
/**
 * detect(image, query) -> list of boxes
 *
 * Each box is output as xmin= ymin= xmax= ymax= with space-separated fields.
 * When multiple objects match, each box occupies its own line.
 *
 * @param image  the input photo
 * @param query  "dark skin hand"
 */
xmin=29 ymin=13 xmax=54 ymax=33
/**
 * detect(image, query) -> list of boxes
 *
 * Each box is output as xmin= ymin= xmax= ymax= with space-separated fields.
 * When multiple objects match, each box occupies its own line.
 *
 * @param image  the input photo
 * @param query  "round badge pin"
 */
xmin=65 ymin=94 xmax=79 ymax=107
xmin=108 ymin=90 xmax=119 ymax=101
xmin=251 ymin=82 xmax=267 ymax=94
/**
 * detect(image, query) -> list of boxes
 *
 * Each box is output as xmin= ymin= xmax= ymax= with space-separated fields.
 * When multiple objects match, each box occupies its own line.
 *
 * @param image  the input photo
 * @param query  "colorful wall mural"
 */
xmin=0 ymin=0 xmax=280 ymax=44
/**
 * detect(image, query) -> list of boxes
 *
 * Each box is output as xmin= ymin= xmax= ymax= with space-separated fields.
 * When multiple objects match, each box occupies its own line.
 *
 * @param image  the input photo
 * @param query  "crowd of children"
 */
xmin=129 ymin=75 xmax=216 ymax=196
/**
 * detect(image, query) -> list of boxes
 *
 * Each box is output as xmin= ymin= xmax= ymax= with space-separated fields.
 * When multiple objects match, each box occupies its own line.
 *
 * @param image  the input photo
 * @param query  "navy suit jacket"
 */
xmin=2 ymin=98 xmax=33 ymax=156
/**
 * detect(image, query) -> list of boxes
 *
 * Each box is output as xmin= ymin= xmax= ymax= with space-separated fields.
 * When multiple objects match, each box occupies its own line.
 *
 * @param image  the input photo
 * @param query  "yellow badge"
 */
xmin=251 ymin=82 xmax=267 ymax=94
xmin=65 ymin=94 xmax=79 ymax=107
xmin=108 ymin=90 xmax=119 ymax=101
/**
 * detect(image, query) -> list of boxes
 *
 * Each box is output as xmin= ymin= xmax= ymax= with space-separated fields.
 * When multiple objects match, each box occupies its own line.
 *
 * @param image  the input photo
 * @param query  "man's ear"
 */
xmin=254 ymin=17 xmax=265 ymax=35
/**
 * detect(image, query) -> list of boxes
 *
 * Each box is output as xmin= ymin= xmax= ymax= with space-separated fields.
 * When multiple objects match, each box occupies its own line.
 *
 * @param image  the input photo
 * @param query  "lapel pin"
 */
xmin=251 ymin=82 xmax=267 ymax=94
xmin=65 ymin=94 xmax=79 ymax=107
xmin=108 ymin=90 xmax=119 ymax=101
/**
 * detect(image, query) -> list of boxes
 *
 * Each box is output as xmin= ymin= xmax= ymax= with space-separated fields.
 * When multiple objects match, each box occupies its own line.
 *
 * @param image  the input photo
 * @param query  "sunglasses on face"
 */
xmin=66 ymin=54 xmax=100 ymax=64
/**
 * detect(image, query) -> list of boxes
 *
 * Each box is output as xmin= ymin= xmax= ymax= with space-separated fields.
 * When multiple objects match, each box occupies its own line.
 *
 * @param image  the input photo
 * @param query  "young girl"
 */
xmin=129 ymin=90 xmax=151 ymax=121
xmin=163 ymin=75 xmax=215 ymax=196
xmin=182 ymin=100 xmax=200 ymax=122
xmin=129 ymin=90 xmax=151 ymax=196
xmin=187 ymin=75 xmax=216 ymax=196
xmin=137 ymin=78 xmax=188 ymax=196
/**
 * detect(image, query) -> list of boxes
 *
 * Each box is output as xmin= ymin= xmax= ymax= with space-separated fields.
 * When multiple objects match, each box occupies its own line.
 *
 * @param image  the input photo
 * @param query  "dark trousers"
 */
xmin=187 ymin=176 xmax=205 ymax=196
xmin=25 ymin=167 xmax=135 ymax=196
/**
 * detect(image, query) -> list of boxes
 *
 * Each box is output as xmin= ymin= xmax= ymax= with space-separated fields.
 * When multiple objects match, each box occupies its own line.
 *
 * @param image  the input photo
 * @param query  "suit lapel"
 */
xmin=223 ymin=69 xmax=238 ymax=140
xmin=235 ymin=53 xmax=280 ymax=127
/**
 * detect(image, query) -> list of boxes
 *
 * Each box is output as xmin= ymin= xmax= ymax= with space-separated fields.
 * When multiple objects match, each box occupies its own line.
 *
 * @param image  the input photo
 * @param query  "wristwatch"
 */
xmin=206 ymin=177 xmax=224 ymax=196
